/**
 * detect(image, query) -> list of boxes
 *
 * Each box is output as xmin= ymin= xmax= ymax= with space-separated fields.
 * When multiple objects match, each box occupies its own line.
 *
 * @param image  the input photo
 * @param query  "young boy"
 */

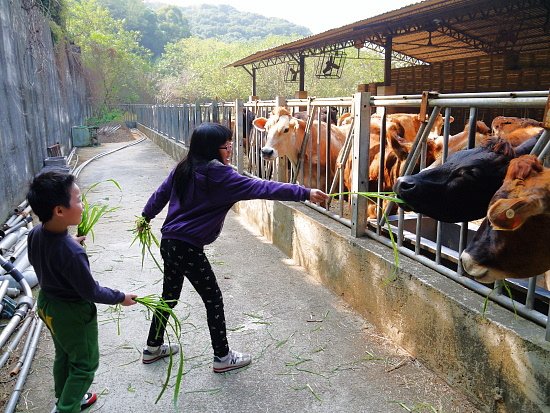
xmin=26 ymin=171 xmax=136 ymax=413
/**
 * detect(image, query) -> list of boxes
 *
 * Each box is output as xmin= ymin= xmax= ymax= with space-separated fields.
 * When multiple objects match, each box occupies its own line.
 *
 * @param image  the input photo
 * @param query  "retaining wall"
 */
xmin=0 ymin=0 xmax=88 ymax=220
xmin=139 ymin=124 xmax=550 ymax=413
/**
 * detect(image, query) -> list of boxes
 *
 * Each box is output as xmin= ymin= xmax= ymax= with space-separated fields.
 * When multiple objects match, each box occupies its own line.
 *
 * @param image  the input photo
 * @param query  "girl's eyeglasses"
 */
xmin=219 ymin=144 xmax=233 ymax=151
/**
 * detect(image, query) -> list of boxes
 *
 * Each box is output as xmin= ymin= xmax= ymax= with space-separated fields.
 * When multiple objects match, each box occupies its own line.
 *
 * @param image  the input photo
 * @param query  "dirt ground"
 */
xmin=96 ymin=122 xmax=136 ymax=144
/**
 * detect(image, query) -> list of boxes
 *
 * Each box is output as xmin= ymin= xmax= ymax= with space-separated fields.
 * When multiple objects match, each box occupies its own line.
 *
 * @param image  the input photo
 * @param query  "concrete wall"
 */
xmin=137 ymin=124 xmax=187 ymax=161
xmin=141 ymin=126 xmax=550 ymax=413
xmin=0 ymin=1 xmax=88 ymax=221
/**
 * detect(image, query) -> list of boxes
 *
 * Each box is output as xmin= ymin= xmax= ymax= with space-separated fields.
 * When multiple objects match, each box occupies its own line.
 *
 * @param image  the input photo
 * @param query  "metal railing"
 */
xmin=120 ymin=90 xmax=550 ymax=340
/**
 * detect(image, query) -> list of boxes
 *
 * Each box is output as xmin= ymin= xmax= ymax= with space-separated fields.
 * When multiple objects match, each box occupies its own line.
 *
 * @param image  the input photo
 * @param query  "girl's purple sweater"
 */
xmin=143 ymin=160 xmax=310 ymax=248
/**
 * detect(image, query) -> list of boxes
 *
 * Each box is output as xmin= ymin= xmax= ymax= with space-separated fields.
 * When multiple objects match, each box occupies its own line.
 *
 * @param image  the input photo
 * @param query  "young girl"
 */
xmin=139 ymin=122 xmax=328 ymax=372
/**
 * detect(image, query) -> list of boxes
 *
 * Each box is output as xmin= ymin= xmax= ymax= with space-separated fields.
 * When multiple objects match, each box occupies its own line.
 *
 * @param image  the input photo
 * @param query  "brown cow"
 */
xmin=429 ymin=120 xmax=491 ymax=167
xmin=252 ymin=107 xmax=346 ymax=191
xmin=372 ymin=112 xmax=452 ymax=142
xmin=341 ymin=116 xmax=400 ymax=193
xmin=461 ymin=155 xmax=550 ymax=283
xmin=491 ymin=116 xmax=543 ymax=147
xmin=364 ymin=134 xmax=440 ymax=218
xmin=342 ymin=112 xmax=450 ymax=217
xmin=294 ymin=106 xmax=338 ymax=125
xmin=340 ymin=119 xmax=442 ymax=218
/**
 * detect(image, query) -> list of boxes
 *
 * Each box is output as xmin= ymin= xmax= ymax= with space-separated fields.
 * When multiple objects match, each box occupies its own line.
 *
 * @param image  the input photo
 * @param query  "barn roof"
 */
xmin=228 ymin=0 xmax=550 ymax=69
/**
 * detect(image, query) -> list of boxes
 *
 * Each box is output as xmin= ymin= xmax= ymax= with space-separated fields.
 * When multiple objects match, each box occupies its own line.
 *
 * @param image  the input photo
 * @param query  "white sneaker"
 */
xmin=213 ymin=349 xmax=251 ymax=373
xmin=142 ymin=344 xmax=179 ymax=364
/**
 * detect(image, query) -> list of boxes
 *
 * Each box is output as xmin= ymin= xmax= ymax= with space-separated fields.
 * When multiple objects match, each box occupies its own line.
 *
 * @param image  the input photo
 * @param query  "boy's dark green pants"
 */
xmin=37 ymin=291 xmax=99 ymax=413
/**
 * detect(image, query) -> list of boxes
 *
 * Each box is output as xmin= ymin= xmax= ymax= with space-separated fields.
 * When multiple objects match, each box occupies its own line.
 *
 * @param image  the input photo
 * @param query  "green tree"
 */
xmin=154 ymin=35 xmax=386 ymax=102
xmin=179 ymin=4 xmax=310 ymax=42
xmin=157 ymin=6 xmax=190 ymax=44
xmin=98 ymin=0 xmax=190 ymax=57
xmin=155 ymin=36 xmax=303 ymax=102
xmin=64 ymin=0 xmax=154 ymax=111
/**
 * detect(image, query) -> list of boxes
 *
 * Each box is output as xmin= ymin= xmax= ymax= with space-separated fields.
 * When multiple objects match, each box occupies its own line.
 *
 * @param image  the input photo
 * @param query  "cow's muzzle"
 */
xmin=261 ymin=147 xmax=276 ymax=160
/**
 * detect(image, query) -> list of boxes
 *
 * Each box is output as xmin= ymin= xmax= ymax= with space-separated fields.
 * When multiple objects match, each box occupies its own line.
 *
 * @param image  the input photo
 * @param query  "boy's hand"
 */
xmin=121 ymin=294 xmax=138 ymax=306
xmin=73 ymin=235 xmax=86 ymax=245
xmin=309 ymin=189 xmax=329 ymax=204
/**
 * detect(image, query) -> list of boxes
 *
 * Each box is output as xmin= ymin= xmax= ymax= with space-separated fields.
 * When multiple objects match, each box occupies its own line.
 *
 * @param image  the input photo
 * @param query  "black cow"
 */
xmin=393 ymin=134 xmax=539 ymax=223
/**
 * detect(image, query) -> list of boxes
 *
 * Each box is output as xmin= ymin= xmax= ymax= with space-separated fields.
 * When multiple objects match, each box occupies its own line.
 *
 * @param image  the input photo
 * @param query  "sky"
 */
xmin=151 ymin=0 xmax=420 ymax=34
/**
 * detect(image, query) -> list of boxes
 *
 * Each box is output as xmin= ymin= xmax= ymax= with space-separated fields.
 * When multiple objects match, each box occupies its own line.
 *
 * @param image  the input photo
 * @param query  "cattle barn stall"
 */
xmin=122 ymin=89 xmax=550 ymax=412
xmin=227 ymin=0 xmax=550 ymax=127
xmin=122 ymin=90 xmax=550 ymax=331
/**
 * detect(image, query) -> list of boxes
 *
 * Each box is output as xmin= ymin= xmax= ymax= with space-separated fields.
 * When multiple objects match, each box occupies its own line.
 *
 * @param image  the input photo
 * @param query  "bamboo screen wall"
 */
xmin=391 ymin=50 xmax=550 ymax=130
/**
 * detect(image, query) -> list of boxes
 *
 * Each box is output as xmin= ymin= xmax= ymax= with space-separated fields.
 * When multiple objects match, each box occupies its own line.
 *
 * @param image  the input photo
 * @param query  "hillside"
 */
xmin=147 ymin=2 xmax=311 ymax=41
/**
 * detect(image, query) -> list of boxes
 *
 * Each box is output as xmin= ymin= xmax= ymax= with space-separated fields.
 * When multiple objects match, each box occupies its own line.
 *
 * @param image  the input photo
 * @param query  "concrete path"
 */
xmin=21 ymin=135 xmax=480 ymax=413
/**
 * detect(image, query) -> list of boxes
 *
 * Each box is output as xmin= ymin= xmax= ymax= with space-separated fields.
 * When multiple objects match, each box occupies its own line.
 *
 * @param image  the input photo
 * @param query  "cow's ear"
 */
xmin=252 ymin=117 xmax=267 ymax=132
xmin=488 ymin=197 xmax=537 ymax=230
xmin=449 ymin=116 xmax=455 ymax=123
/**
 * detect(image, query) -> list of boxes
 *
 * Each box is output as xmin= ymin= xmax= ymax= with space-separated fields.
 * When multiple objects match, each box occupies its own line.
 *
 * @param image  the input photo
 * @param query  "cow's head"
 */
xmin=491 ymin=116 xmax=543 ymax=137
xmin=252 ymin=107 xmax=301 ymax=164
xmin=460 ymin=155 xmax=550 ymax=282
xmin=392 ymin=135 xmax=544 ymax=223
xmin=487 ymin=155 xmax=549 ymax=230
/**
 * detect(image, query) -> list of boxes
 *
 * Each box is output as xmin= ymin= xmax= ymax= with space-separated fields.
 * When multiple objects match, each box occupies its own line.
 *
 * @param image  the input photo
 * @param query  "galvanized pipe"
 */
xmin=530 ymin=129 xmax=549 ymax=156
xmin=4 ymin=214 xmax=19 ymax=229
xmin=370 ymin=97 xmax=548 ymax=108
xmin=3 ymin=206 xmax=32 ymax=228
xmin=0 ymin=310 xmax=34 ymax=369
xmin=371 ymin=90 xmax=548 ymax=100
xmin=0 ymin=215 xmax=32 ymax=238
xmin=0 ymin=255 xmax=33 ymax=348
xmin=8 ymin=237 xmax=28 ymax=262
xmin=8 ymin=316 xmax=38 ymax=377
xmin=0 ymin=249 xmax=30 ymax=277
xmin=0 ymin=279 xmax=9 ymax=313
xmin=72 ymin=137 xmax=146 ymax=178
xmin=4 ymin=318 xmax=43 ymax=413
xmin=0 ymin=228 xmax=26 ymax=252
xmin=13 ymin=200 xmax=28 ymax=213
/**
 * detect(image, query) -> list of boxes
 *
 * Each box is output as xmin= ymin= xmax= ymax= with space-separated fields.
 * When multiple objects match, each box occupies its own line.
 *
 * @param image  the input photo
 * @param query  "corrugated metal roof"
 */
xmin=228 ymin=0 xmax=550 ymax=68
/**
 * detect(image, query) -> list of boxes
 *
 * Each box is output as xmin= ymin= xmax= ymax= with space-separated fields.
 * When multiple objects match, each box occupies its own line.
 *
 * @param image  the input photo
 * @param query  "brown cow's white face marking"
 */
xmin=253 ymin=113 xmax=299 ymax=163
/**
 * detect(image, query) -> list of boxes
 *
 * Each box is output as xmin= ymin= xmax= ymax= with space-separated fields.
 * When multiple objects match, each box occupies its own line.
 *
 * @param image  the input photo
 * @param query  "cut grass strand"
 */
xmin=133 ymin=295 xmax=184 ymax=407
xmin=77 ymin=179 xmax=122 ymax=241
xmin=330 ymin=191 xmax=403 ymax=281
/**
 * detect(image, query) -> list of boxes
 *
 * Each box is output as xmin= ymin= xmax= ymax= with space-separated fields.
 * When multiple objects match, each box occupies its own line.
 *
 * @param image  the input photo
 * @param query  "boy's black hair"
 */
xmin=173 ymin=122 xmax=233 ymax=203
xmin=27 ymin=171 xmax=75 ymax=223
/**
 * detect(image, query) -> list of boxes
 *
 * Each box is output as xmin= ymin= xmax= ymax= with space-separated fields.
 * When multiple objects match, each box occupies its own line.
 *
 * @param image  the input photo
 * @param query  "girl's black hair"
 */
xmin=27 ymin=171 xmax=75 ymax=223
xmin=173 ymin=122 xmax=233 ymax=203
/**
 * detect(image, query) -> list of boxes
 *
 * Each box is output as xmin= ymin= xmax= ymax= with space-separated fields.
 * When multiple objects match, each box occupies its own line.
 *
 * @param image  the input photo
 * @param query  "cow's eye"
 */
xmin=451 ymin=168 xmax=471 ymax=181
xmin=283 ymin=127 xmax=289 ymax=133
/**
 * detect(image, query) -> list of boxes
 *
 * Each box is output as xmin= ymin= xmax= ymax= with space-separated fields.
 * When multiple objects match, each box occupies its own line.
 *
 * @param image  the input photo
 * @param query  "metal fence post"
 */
xmin=351 ymin=92 xmax=370 ymax=238
xmin=235 ymin=99 xmax=244 ymax=173
xmin=275 ymin=96 xmax=287 ymax=182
